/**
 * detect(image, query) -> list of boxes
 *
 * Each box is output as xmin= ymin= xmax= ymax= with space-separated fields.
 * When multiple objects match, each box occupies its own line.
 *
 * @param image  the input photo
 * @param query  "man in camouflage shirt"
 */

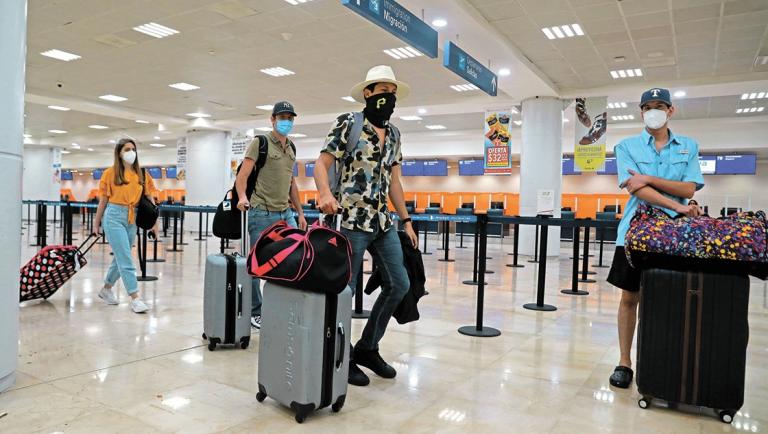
xmin=314 ymin=65 xmax=418 ymax=387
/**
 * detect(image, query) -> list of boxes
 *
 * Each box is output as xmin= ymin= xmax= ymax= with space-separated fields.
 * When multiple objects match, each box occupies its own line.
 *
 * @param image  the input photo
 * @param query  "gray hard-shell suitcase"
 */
xmin=256 ymin=282 xmax=352 ymax=423
xmin=203 ymin=210 xmax=252 ymax=351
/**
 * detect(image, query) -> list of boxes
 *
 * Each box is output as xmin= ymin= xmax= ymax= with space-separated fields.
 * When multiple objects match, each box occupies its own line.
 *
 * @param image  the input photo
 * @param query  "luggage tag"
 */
xmin=222 ymin=200 xmax=232 ymax=211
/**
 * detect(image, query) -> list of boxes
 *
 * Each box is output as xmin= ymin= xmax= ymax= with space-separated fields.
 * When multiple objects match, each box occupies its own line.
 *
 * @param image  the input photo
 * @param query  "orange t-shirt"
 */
xmin=99 ymin=167 xmax=158 ymax=223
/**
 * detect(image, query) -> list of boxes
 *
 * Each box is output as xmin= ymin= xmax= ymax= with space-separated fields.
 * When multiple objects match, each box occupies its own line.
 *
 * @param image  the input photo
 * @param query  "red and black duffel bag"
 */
xmin=20 ymin=234 xmax=100 ymax=302
xmin=248 ymin=219 xmax=351 ymax=294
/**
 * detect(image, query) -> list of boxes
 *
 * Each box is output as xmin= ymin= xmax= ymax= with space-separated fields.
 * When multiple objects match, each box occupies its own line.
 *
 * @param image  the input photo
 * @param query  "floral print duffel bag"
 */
xmin=625 ymin=204 xmax=768 ymax=279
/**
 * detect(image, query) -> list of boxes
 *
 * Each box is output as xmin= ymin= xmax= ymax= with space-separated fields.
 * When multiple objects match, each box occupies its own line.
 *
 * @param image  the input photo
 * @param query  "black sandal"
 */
xmin=609 ymin=366 xmax=634 ymax=389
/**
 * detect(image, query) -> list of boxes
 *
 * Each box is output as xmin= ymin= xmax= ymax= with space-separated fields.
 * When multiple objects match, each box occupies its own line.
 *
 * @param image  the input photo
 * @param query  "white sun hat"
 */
xmin=349 ymin=65 xmax=410 ymax=103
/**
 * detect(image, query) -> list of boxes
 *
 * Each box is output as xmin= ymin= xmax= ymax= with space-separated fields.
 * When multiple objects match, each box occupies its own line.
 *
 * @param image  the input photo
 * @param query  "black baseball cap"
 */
xmin=639 ymin=88 xmax=672 ymax=108
xmin=272 ymin=101 xmax=297 ymax=116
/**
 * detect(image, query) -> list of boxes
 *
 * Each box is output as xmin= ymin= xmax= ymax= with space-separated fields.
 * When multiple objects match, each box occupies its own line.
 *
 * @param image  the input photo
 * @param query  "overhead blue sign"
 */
xmin=443 ymin=42 xmax=498 ymax=97
xmin=341 ymin=0 xmax=438 ymax=58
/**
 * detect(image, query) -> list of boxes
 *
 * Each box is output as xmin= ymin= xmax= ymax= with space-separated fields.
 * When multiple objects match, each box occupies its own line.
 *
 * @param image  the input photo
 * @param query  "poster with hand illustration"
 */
xmin=574 ymin=97 xmax=608 ymax=172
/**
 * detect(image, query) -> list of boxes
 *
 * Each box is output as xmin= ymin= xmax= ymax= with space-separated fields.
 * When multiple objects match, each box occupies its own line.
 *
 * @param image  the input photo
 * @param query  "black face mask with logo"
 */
xmin=364 ymin=92 xmax=397 ymax=128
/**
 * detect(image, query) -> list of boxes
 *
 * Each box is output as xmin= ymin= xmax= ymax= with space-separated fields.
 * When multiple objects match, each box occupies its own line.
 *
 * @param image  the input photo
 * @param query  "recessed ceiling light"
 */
xmin=611 ymin=115 xmax=635 ymax=121
xmin=288 ymin=133 xmax=307 ymax=138
xmin=40 ymin=49 xmax=81 ymax=62
xmin=168 ymin=82 xmax=200 ymax=91
xmin=260 ymin=67 xmax=295 ymax=77
xmin=399 ymin=116 xmax=422 ymax=121
xmin=563 ymin=118 xmax=570 ymax=123
xmin=610 ymin=68 xmax=642 ymax=79
xmin=284 ymin=0 xmax=316 ymax=4
xmin=341 ymin=96 xmax=356 ymax=102
xmin=99 ymin=94 xmax=128 ymax=102
xmin=425 ymin=125 xmax=447 ymax=130
xmin=498 ymin=68 xmax=511 ymax=76
xmin=513 ymin=120 xmax=522 ymax=126
xmin=71 ymin=143 xmax=80 ymax=148
xmin=154 ymin=136 xmax=161 ymax=140
xmin=418 ymin=108 xmax=427 ymax=115
xmin=149 ymin=143 xmax=166 ymax=148
xmin=737 ymin=107 xmax=764 ymax=114
xmin=87 ymin=148 xmax=94 ymax=151
xmin=607 ymin=102 xmax=628 ymax=109
xmin=256 ymin=127 xmax=272 ymax=132
xmin=109 ymin=140 xmax=116 ymax=144
xmin=742 ymin=92 xmax=767 ymax=100
xmin=133 ymin=22 xmax=179 ymax=39
xmin=23 ymin=134 xmax=31 ymax=138
xmin=49 ymin=129 xmax=67 ymax=134
xmin=135 ymin=119 xmax=150 ymax=124
xmin=432 ymin=18 xmax=447 ymax=28
xmin=48 ymin=105 xmax=71 ymax=111
xmin=256 ymin=105 xmax=274 ymax=111
xmin=673 ymin=90 xmax=686 ymax=98
xmin=383 ymin=46 xmax=423 ymax=60
xmin=450 ymin=84 xmax=479 ymax=92
xmin=61 ymin=150 xmax=71 ymax=154
xmin=88 ymin=124 xmax=109 ymax=129
xmin=186 ymin=112 xmax=211 ymax=118
xmin=542 ymin=24 xmax=584 ymax=40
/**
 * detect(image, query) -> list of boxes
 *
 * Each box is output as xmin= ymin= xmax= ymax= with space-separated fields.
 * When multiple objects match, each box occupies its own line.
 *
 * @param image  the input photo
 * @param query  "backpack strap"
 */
xmin=332 ymin=112 xmax=364 ymax=197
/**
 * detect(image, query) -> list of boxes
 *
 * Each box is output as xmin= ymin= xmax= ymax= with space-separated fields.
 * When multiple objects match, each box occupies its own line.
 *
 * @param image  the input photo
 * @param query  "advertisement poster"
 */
xmin=176 ymin=137 xmax=187 ymax=180
xmin=483 ymin=110 xmax=512 ymax=175
xmin=52 ymin=148 xmax=62 ymax=184
xmin=574 ymin=96 xmax=608 ymax=172
xmin=230 ymin=132 xmax=251 ymax=182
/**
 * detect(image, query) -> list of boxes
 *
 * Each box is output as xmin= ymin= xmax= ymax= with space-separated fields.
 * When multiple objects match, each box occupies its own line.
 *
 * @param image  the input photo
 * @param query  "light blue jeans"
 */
xmin=103 ymin=203 xmax=138 ymax=295
xmin=249 ymin=207 xmax=297 ymax=317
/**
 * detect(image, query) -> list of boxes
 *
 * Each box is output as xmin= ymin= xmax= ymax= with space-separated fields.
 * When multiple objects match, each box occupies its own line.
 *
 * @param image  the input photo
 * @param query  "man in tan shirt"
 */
xmin=236 ymin=101 xmax=306 ymax=328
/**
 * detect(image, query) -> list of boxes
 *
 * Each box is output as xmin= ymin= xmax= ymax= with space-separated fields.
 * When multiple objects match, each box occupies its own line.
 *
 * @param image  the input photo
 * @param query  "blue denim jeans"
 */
xmin=102 ymin=204 xmax=138 ymax=295
xmin=248 ymin=207 xmax=297 ymax=317
xmin=343 ymin=220 xmax=409 ymax=351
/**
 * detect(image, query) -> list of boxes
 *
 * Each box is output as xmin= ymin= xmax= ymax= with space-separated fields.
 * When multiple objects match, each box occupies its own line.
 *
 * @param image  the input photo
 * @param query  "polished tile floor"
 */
xmin=3 ymin=222 xmax=767 ymax=433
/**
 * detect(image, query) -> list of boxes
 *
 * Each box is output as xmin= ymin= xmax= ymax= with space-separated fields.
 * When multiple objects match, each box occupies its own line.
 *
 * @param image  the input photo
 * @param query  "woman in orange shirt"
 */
xmin=93 ymin=139 xmax=158 ymax=313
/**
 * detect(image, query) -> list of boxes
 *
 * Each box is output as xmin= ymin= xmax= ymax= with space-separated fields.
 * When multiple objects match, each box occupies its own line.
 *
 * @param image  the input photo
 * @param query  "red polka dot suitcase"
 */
xmin=19 ymin=234 xmax=100 ymax=302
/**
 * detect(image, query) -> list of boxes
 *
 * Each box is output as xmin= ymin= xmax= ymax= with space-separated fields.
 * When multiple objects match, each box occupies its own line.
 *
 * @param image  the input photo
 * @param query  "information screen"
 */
xmin=459 ymin=159 xmax=484 ymax=176
xmin=293 ymin=163 xmax=299 ymax=177
xmin=92 ymin=169 xmax=103 ymax=180
xmin=305 ymin=162 xmax=315 ymax=178
xmin=716 ymin=154 xmax=756 ymax=175
xmin=166 ymin=167 xmax=177 ymax=179
xmin=401 ymin=160 xmax=423 ymax=176
xmin=698 ymin=155 xmax=717 ymax=175
xmin=147 ymin=167 xmax=162 ymax=179
xmin=562 ymin=158 xmax=580 ymax=175
xmin=61 ymin=170 xmax=73 ymax=181
xmin=423 ymin=160 xmax=448 ymax=176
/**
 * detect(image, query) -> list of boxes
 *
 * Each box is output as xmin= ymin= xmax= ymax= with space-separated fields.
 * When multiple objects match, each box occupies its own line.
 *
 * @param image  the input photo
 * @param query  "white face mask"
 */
xmin=643 ymin=109 xmax=668 ymax=130
xmin=122 ymin=150 xmax=136 ymax=165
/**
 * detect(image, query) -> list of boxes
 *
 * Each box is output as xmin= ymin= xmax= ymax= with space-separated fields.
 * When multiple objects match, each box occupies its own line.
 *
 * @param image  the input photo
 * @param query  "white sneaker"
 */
xmin=98 ymin=287 xmax=119 ymax=305
xmin=251 ymin=315 xmax=261 ymax=329
xmin=131 ymin=299 xmax=149 ymax=313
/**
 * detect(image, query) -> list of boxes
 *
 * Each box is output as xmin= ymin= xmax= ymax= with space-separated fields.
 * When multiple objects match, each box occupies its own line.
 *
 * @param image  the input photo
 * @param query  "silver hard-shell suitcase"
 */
xmin=203 ymin=210 xmax=252 ymax=350
xmin=256 ymin=283 xmax=352 ymax=423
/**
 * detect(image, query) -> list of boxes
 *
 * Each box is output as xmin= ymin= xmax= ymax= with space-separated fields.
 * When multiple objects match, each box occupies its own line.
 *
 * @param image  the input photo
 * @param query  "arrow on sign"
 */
xmin=491 ymin=77 xmax=497 ymax=93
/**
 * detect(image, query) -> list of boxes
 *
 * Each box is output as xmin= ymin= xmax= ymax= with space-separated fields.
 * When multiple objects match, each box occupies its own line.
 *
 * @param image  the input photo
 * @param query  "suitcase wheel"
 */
xmin=256 ymin=392 xmax=267 ymax=403
xmin=719 ymin=410 xmax=735 ymax=424
xmin=201 ymin=333 xmax=207 ymax=340
xmin=295 ymin=414 xmax=306 ymax=424
xmin=638 ymin=398 xmax=651 ymax=409
xmin=332 ymin=395 xmax=346 ymax=413
xmin=240 ymin=336 xmax=250 ymax=350
xmin=208 ymin=342 xmax=217 ymax=351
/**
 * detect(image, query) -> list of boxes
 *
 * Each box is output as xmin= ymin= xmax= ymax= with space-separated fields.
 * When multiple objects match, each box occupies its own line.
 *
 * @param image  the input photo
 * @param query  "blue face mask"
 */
xmin=275 ymin=119 xmax=293 ymax=136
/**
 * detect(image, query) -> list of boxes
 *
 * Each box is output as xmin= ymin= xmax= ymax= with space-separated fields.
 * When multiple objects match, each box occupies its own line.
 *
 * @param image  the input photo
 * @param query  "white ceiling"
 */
xmin=21 ymin=0 xmax=768 ymax=158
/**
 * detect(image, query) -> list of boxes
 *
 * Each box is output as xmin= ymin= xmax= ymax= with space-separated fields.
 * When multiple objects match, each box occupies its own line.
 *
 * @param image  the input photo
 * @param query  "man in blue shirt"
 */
xmin=607 ymin=88 xmax=705 ymax=389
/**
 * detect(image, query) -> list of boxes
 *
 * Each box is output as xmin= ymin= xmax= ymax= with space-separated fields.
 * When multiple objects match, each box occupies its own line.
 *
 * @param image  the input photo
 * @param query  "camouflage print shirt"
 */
xmin=322 ymin=112 xmax=402 ymax=233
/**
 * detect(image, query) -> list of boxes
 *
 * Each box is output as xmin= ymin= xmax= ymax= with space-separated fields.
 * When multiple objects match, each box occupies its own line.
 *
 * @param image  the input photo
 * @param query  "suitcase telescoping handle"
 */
xmin=237 ymin=284 xmax=243 ymax=319
xmin=241 ymin=207 xmax=249 ymax=257
xmin=336 ymin=322 xmax=345 ymax=370
xmin=77 ymin=233 xmax=101 ymax=256
xmin=320 ymin=208 xmax=343 ymax=231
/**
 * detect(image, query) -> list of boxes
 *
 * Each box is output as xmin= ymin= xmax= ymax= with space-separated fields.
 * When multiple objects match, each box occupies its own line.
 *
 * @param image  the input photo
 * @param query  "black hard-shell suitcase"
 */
xmin=636 ymin=268 xmax=750 ymax=423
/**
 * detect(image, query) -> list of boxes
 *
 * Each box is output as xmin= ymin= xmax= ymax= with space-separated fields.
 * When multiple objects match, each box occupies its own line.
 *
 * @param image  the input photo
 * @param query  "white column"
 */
xmin=22 ymin=147 xmax=62 ymax=220
xmin=519 ymin=96 xmax=565 ymax=256
xmin=0 ymin=0 xmax=27 ymax=393
xmin=185 ymin=130 xmax=230 ymax=234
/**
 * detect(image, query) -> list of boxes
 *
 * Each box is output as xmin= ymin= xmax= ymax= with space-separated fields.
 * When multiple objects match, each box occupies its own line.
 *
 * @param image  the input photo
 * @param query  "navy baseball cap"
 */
xmin=272 ymin=101 xmax=297 ymax=116
xmin=639 ymin=88 xmax=672 ymax=107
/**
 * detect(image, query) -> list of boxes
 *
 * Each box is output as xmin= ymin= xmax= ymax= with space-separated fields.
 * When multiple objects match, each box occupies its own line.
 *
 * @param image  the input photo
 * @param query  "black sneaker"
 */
xmin=353 ymin=347 xmax=396 ymax=379
xmin=609 ymin=365 xmax=634 ymax=389
xmin=348 ymin=362 xmax=370 ymax=387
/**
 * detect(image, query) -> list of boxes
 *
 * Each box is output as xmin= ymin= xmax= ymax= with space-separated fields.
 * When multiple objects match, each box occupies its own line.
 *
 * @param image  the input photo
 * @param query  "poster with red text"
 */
xmin=483 ymin=110 xmax=512 ymax=175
